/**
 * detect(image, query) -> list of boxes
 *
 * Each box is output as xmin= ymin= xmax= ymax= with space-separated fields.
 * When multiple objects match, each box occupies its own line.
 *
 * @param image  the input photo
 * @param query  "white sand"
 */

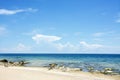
xmin=0 ymin=66 xmax=119 ymax=80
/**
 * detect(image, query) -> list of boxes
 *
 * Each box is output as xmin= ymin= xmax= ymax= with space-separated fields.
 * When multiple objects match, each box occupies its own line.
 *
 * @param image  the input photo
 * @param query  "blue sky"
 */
xmin=0 ymin=0 xmax=120 ymax=53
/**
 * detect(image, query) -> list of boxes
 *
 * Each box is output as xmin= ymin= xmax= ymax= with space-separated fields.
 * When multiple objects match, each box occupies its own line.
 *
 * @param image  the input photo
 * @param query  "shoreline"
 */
xmin=0 ymin=66 xmax=120 ymax=80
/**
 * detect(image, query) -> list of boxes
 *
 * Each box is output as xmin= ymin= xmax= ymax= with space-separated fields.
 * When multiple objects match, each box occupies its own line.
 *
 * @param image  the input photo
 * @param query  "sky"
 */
xmin=0 ymin=0 xmax=120 ymax=53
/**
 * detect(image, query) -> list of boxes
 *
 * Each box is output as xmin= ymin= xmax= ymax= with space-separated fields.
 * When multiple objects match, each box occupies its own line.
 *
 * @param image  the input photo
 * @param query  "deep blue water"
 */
xmin=0 ymin=54 xmax=120 ymax=72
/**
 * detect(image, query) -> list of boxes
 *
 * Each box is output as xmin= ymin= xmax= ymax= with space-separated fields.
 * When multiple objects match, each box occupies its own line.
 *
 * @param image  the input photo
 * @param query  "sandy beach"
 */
xmin=0 ymin=66 xmax=119 ymax=80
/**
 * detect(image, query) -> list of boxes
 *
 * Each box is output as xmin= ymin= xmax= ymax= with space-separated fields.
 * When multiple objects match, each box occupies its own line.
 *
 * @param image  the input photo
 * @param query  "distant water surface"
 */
xmin=0 ymin=54 xmax=120 ymax=72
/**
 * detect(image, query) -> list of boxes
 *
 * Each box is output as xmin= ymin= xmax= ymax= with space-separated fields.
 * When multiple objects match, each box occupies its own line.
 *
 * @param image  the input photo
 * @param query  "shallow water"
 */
xmin=0 ymin=54 xmax=120 ymax=72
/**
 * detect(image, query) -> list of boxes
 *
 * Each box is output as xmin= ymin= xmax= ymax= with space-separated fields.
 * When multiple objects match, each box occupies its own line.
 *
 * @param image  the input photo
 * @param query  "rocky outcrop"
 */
xmin=101 ymin=68 xmax=115 ymax=75
xmin=0 ymin=59 xmax=29 ymax=67
xmin=0 ymin=59 xmax=8 ymax=67
xmin=0 ymin=59 xmax=8 ymax=63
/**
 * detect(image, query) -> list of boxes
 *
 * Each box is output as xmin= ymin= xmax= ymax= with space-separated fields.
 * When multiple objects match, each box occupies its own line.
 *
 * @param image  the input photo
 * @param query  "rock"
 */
xmin=13 ymin=62 xmax=20 ymax=66
xmin=19 ymin=61 xmax=26 ymax=66
xmin=8 ymin=61 xmax=14 ymax=66
xmin=87 ymin=67 xmax=94 ymax=72
xmin=48 ymin=63 xmax=58 ymax=70
xmin=9 ymin=61 xmax=14 ymax=64
xmin=12 ymin=61 xmax=29 ymax=66
xmin=106 ymin=70 xmax=113 ymax=73
xmin=101 ymin=68 xmax=114 ymax=75
xmin=104 ymin=68 xmax=112 ymax=71
xmin=58 ymin=65 xmax=66 ymax=72
xmin=0 ymin=59 xmax=8 ymax=67
xmin=58 ymin=65 xmax=65 ymax=69
xmin=0 ymin=59 xmax=29 ymax=67
xmin=0 ymin=59 xmax=8 ymax=63
xmin=104 ymin=70 xmax=113 ymax=75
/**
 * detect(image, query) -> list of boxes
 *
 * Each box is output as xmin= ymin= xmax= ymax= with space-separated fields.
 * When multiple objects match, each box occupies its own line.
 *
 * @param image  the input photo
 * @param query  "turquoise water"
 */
xmin=0 ymin=54 xmax=120 ymax=72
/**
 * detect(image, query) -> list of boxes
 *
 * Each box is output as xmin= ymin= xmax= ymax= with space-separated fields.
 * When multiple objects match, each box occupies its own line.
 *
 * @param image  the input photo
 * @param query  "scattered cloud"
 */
xmin=0 ymin=26 xmax=7 ymax=35
xmin=50 ymin=41 xmax=104 ymax=52
xmin=31 ymin=33 xmax=104 ymax=52
xmin=32 ymin=34 xmax=61 ymax=44
xmin=54 ymin=42 xmax=79 ymax=52
xmin=80 ymin=41 xmax=103 ymax=50
xmin=31 ymin=33 xmax=105 ymax=52
xmin=92 ymin=31 xmax=115 ymax=42
xmin=31 ymin=34 xmax=79 ymax=52
xmin=0 ymin=31 xmax=118 ymax=53
xmin=0 ymin=43 xmax=31 ymax=52
xmin=0 ymin=8 xmax=38 ymax=15
xmin=14 ymin=43 xmax=31 ymax=51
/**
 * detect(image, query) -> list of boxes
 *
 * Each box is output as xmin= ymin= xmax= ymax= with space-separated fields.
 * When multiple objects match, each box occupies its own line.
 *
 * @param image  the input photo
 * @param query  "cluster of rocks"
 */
xmin=48 ymin=63 xmax=83 ymax=72
xmin=48 ymin=63 xmax=120 ymax=75
xmin=0 ymin=59 xmax=29 ymax=67
xmin=0 ymin=59 xmax=119 ymax=75
xmin=100 ymin=68 xmax=119 ymax=75
xmin=87 ymin=66 xmax=120 ymax=75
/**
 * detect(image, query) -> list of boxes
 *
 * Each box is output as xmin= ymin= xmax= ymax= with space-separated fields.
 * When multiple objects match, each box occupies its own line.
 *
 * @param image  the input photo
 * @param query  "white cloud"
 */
xmin=27 ymin=8 xmax=38 ymax=12
xmin=32 ymin=34 xmax=61 ymax=44
xmin=31 ymin=34 xmax=105 ymax=52
xmin=0 ymin=43 xmax=31 ymax=52
xmin=80 ymin=41 xmax=103 ymax=50
xmin=0 ymin=8 xmax=38 ymax=15
xmin=0 ymin=26 xmax=7 ymax=35
xmin=55 ymin=42 xmax=78 ymax=52
xmin=14 ymin=43 xmax=31 ymax=51
xmin=32 ymin=34 xmax=79 ymax=52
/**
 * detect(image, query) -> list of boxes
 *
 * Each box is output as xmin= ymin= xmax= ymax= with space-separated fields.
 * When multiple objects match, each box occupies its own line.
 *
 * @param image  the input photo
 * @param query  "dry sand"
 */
xmin=0 ymin=66 xmax=119 ymax=80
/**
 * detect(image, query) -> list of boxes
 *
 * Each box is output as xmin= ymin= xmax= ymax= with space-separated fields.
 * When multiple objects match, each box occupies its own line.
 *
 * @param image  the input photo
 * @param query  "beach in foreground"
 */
xmin=0 ymin=66 xmax=119 ymax=80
